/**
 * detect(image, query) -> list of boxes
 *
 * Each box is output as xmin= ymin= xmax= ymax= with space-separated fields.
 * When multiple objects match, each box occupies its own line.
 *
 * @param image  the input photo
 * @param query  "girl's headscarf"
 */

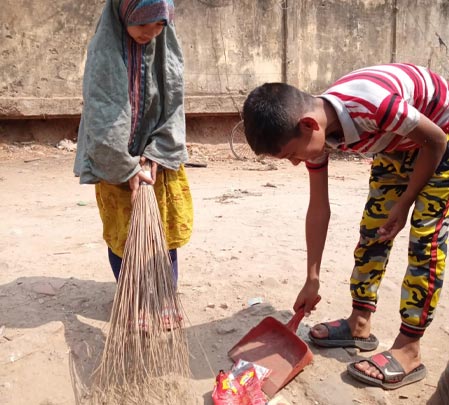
xmin=74 ymin=0 xmax=187 ymax=185
xmin=119 ymin=0 xmax=174 ymax=145
xmin=119 ymin=0 xmax=174 ymax=26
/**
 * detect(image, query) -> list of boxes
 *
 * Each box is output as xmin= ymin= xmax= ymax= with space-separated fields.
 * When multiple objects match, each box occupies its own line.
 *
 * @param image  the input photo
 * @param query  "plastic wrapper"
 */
xmin=212 ymin=363 xmax=267 ymax=405
xmin=232 ymin=359 xmax=271 ymax=381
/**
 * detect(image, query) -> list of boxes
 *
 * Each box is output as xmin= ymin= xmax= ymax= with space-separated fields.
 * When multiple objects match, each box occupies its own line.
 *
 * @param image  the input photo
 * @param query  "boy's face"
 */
xmin=127 ymin=21 xmax=165 ymax=44
xmin=275 ymin=120 xmax=326 ymax=165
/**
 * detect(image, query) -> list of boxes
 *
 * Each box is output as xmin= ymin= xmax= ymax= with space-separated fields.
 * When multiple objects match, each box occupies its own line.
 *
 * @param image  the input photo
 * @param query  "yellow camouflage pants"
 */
xmin=351 ymin=140 xmax=449 ymax=338
xmin=95 ymin=165 xmax=193 ymax=258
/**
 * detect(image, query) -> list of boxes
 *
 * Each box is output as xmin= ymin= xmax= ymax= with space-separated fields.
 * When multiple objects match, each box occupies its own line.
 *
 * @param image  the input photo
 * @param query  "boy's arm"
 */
xmin=379 ymin=114 xmax=447 ymax=240
xmin=293 ymin=167 xmax=331 ymax=314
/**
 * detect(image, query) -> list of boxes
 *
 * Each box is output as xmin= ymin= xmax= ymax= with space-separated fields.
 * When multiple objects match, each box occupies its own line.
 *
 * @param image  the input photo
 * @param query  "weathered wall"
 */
xmin=287 ymin=0 xmax=393 ymax=93
xmin=177 ymin=0 xmax=284 ymax=113
xmin=0 ymin=1 xmax=100 ymax=117
xmin=1 ymin=0 xmax=449 ymax=119
xmin=395 ymin=0 xmax=449 ymax=76
xmin=0 ymin=0 xmax=284 ymax=118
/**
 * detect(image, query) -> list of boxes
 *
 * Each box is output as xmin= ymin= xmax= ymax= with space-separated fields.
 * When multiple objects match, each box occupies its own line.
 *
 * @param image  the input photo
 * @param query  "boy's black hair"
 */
xmin=243 ymin=82 xmax=315 ymax=156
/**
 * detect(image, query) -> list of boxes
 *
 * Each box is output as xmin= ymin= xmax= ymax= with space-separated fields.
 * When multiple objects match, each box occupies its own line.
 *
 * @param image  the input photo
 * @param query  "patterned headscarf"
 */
xmin=75 ymin=0 xmax=187 ymax=184
xmin=119 ymin=0 xmax=175 ymax=146
xmin=119 ymin=0 xmax=174 ymax=26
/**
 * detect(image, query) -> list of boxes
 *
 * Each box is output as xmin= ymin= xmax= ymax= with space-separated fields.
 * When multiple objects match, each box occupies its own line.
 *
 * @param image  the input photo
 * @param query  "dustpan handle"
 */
xmin=286 ymin=295 xmax=321 ymax=332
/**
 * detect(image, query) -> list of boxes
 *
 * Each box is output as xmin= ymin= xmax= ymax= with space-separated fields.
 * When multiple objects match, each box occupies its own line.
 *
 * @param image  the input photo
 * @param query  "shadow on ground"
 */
xmin=0 ymin=276 xmax=313 ymax=404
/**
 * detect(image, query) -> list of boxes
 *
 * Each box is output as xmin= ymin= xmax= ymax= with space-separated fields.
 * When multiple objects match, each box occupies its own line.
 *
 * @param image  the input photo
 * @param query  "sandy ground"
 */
xmin=0 ymin=141 xmax=448 ymax=405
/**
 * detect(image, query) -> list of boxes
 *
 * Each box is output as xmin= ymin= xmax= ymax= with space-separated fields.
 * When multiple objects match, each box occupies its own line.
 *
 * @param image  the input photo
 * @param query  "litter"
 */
xmin=228 ymin=297 xmax=320 ymax=397
xmin=248 ymin=297 xmax=264 ymax=306
xmin=212 ymin=361 xmax=268 ymax=405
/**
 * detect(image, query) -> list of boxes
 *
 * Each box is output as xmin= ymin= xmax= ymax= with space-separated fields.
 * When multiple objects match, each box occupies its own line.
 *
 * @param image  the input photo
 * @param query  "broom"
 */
xmin=90 ymin=173 xmax=191 ymax=404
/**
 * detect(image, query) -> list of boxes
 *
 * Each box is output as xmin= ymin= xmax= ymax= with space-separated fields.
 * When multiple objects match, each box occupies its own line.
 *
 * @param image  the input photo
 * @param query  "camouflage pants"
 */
xmin=351 ymin=140 xmax=449 ymax=338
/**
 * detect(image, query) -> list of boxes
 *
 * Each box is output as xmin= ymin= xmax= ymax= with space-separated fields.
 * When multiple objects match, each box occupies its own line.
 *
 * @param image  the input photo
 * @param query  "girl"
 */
xmin=74 ymin=0 xmax=192 ymax=291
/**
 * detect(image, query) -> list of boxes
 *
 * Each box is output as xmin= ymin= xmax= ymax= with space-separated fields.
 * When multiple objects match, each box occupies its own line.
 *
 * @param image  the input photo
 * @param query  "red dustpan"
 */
xmin=228 ymin=299 xmax=319 ymax=398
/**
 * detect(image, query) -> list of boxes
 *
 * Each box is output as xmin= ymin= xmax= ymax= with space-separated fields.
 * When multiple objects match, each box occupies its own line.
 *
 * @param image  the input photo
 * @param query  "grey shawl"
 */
xmin=74 ymin=0 xmax=187 ymax=184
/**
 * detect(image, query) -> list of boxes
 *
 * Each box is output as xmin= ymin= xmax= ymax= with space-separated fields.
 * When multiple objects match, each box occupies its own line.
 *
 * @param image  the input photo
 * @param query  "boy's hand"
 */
xmin=378 ymin=201 xmax=410 ymax=241
xmin=293 ymin=279 xmax=320 ymax=315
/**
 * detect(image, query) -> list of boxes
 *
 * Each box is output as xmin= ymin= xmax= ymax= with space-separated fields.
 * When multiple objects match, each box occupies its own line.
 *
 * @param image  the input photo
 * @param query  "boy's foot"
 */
xmin=351 ymin=334 xmax=422 ymax=382
xmin=310 ymin=311 xmax=378 ymax=351
xmin=347 ymin=348 xmax=426 ymax=389
xmin=309 ymin=318 xmax=378 ymax=351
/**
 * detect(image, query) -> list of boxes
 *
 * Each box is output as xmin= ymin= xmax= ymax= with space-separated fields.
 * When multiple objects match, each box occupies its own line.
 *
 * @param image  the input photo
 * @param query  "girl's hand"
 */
xmin=139 ymin=157 xmax=158 ymax=182
xmin=129 ymin=158 xmax=158 ymax=202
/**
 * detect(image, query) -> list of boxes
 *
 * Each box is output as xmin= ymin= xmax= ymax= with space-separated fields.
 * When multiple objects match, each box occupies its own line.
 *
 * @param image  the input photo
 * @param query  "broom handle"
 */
xmin=141 ymin=170 xmax=153 ymax=186
xmin=286 ymin=295 xmax=321 ymax=332
xmin=140 ymin=161 xmax=152 ymax=186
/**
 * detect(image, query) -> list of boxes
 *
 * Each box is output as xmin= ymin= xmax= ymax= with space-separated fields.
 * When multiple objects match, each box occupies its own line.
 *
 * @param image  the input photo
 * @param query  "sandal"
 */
xmin=309 ymin=319 xmax=379 ymax=351
xmin=347 ymin=351 xmax=427 ymax=390
xmin=162 ymin=307 xmax=183 ymax=331
xmin=127 ymin=315 xmax=150 ymax=334
xmin=128 ymin=308 xmax=183 ymax=333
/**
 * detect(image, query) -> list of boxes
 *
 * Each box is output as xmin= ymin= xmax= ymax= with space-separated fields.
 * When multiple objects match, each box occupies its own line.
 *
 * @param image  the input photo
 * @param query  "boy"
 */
xmin=242 ymin=63 xmax=449 ymax=390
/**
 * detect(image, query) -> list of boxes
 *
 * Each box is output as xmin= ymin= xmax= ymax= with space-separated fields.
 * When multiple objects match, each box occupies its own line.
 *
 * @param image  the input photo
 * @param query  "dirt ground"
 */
xmin=0 ymin=141 xmax=448 ymax=405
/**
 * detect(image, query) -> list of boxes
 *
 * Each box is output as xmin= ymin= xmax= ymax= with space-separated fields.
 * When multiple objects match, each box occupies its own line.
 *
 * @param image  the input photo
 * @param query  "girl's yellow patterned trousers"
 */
xmin=95 ymin=165 xmax=193 ymax=258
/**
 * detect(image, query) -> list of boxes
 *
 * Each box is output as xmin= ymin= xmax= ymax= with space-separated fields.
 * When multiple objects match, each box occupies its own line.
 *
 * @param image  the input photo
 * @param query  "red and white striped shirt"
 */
xmin=306 ymin=63 xmax=449 ymax=171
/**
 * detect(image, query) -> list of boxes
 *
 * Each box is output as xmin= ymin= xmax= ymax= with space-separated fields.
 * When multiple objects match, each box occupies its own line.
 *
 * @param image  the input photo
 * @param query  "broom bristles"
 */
xmin=90 ymin=184 xmax=191 ymax=404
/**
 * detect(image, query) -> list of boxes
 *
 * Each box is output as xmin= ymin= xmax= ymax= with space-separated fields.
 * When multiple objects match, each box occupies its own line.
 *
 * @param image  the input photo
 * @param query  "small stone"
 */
xmin=31 ymin=282 xmax=56 ymax=296
xmin=206 ymin=303 xmax=215 ymax=309
xmin=38 ymin=298 xmax=44 ymax=304
xmin=49 ymin=279 xmax=66 ymax=290
xmin=216 ymin=324 xmax=237 ymax=335
xmin=220 ymin=303 xmax=229 ymax=309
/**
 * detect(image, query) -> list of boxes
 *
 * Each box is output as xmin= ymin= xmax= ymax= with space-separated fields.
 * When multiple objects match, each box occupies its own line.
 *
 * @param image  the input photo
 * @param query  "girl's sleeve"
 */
xmin=142 ymin=24 xmax=188 ymax=170
xmin=81 ymin=47 xmax=141 ymax=184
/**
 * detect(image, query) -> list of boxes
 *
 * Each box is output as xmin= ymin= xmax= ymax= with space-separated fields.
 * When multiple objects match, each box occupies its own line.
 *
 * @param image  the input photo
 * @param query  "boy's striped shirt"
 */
xmin=306 ymin=63 xmax=449 ymax=170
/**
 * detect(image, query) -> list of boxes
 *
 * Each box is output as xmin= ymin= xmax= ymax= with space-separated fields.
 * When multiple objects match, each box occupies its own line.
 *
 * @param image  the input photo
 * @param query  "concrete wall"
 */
xmin=0 ymin=1 xmax=100 ymax=118
xmin=1 ymin=0 xmax=449 ymax=119
xmin=395 ymin=0 xmax=449 ymax=76
xmin=286 ymin=0 xmax=393 ymax=93
xmin=178 ymin=0 xmax=284 ymax=114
